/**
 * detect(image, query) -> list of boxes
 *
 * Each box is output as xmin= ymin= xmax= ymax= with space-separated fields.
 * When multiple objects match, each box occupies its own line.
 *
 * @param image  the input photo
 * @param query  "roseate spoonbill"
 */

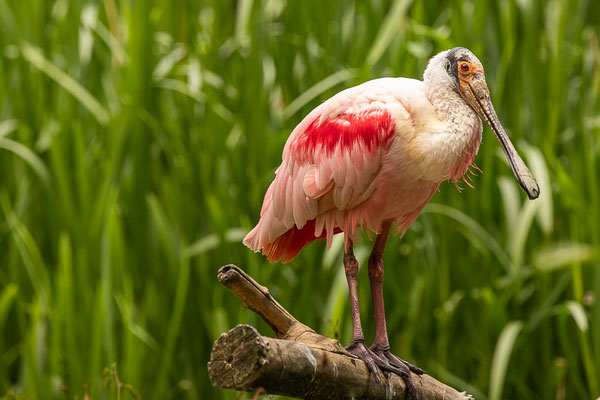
xmin=243 ymin=47 xmax=539 ymax=396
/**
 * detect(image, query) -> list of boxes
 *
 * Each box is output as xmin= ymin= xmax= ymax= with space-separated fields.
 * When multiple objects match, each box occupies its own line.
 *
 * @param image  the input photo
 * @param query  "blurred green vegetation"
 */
xmin=0 ymin=0 xmax=599 ymax=399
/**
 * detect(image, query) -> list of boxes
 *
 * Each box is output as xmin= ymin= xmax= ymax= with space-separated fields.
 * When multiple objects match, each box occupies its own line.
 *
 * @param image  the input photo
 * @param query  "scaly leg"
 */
xmin=368 ymin=221 xmax=425 ymax=397
xmin=343 ymin=234 xmax=421 ymax=399
xmin=343 ymin=239 xmax=384 ymax=382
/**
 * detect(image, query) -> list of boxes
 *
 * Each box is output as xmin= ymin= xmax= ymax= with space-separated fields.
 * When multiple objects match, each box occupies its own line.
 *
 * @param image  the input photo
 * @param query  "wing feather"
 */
xmin=283 ymin=107 xmax=397 ymax=235
xmin=272 ymin=168 xmax=286 ymax=220
xmin=244 ymin=78 xmax=420 ymax=260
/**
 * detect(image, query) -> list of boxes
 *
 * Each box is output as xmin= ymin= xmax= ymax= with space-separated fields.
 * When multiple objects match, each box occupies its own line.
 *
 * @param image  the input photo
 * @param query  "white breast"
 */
xmin=388 ymin=82 xmax=483 ymax=183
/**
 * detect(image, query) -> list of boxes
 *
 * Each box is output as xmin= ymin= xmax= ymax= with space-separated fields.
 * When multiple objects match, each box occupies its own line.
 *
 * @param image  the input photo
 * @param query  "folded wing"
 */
xmin=244 ymin=80 xmax=413 ymax=262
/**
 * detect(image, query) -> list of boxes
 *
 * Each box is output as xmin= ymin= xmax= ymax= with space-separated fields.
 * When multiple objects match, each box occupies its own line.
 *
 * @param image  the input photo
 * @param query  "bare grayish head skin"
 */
xmin=428 ymin=48 xmax=540 ymax=200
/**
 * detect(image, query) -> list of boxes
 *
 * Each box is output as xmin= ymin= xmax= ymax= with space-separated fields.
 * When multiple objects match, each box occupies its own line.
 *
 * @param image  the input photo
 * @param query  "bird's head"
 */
xmin=425 ymin=47 xmax=540 ymax=200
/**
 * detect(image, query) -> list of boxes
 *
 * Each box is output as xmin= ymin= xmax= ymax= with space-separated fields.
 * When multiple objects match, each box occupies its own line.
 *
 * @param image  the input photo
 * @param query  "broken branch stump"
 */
xmin=208 ymin=264 xmax=473 ymax=400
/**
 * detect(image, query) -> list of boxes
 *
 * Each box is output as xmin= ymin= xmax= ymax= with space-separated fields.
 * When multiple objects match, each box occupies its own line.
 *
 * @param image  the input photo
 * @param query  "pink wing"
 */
xmin=244 ymin=81 xmax=410 ymax=262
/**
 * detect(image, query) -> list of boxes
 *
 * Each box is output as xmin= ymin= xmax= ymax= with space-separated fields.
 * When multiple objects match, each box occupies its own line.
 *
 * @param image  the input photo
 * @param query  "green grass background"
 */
xmin=0 ymin=0 xmax=599 ymax=399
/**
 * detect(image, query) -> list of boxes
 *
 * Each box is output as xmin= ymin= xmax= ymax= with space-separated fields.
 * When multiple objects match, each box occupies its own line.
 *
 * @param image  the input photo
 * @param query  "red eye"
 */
xmin=460 ymin=63 xmax=469 ymax=72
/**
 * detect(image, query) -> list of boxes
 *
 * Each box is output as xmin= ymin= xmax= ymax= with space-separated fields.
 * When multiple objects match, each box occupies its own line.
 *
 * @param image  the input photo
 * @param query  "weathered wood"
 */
xmin=208 ymin=264 xmax=473 ymax=400
xmin=216 ymin=264 xmax=346 ymax=353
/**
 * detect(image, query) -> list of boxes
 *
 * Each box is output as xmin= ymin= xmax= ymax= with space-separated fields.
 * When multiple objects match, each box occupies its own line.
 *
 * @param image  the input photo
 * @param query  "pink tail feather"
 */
xmin=243 ymin=219 xmax=341 ymax=263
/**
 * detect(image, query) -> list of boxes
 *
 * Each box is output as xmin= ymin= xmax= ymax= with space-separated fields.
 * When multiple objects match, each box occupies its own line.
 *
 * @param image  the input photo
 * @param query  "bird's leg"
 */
xmin=369 ymin=221 xmax=425 ymax=380
xmin=368 ymin=221 xmax=392 ymax=354
xmin=343 ymin=240 xmax=365 ymax=344
xmin=343 ymin=235 xmax=420 ymax=400
xmin=343 ymin=239 xmax=386 ymax=384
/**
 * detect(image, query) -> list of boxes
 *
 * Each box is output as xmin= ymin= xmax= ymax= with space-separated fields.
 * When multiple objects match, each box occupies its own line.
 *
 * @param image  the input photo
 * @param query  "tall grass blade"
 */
xmin=183 ymin=233 xmax=220 ymax=259
xmin=151 ymin=259 xmax=190 ymax=400
xmin=566 ymin=300 xmax=588 ymax=332
xmin=0 ymin=283 xmax=18 ymax=330
xmin=498 ymin=176 xmax=520 ymax=236
xmin=366 ymin=0 xmax=413 ymax=67
xmin=508 ymin=199 xmax=538 ymax=275
xmin=1 ymin=195 xmax=50 ymax=309
xmin=0 ymin=138 xmax=50 ymax=186
xmin=534 ymin=243 xmax=599 ymax=272
xmin=489 ymin=321 xmax=523 ymax=400
xmin=153 ymin=45 xmax=187 ymax=81
xmin=424 ymin=203 xmax=510 ymax=271
xmin=523 ymin=144 xmax=553 ymax=234
xmin=0 ymin=119 xmax=18 ymax=138
xmin=282 ymin=69 xmax=356 ymax=120
xmin=21 ymin=43 xmax=110 ymax=124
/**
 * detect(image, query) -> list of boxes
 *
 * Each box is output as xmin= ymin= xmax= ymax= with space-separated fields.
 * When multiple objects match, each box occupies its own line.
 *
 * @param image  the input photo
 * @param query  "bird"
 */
xmin=243 ymin=47 xmax=539 ymax=397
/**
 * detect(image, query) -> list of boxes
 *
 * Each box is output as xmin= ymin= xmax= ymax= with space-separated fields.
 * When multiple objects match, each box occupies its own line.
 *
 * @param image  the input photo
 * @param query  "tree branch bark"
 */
xmin=208 ymin=264 xmax=473 ymax=400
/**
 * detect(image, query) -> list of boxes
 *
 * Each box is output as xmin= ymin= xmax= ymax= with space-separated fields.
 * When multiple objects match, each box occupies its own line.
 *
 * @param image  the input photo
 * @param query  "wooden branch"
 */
xmin=208 ymin=264 xmax=474 ymax=400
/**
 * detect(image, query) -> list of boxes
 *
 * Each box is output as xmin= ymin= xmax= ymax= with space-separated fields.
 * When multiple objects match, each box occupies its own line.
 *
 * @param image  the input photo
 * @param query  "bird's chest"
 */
xmin=399 ymin=109 xmax=482 ymax=183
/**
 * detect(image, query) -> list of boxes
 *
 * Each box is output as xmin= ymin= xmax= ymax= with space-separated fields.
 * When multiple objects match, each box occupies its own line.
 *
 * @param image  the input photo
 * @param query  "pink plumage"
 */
xmin=242 ymin=48 xmax=539 ymax=396
xmin=243 ymin=76 xmax=480 ymax=262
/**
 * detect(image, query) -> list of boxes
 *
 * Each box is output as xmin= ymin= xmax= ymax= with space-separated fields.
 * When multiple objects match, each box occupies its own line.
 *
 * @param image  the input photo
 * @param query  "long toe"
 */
xmin=370 ymin=347 xmax=424 ymax=399
xmin=381 ymin=349 xmax=426 ymax=375
xmin=345 ymin=339 xmax=384 ymax=384
xmin=346 ymin=340 xmax=419 ymax=399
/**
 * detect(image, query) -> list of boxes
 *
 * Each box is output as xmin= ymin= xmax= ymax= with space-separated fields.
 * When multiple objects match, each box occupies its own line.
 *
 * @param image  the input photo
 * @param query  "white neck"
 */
xmin=422 ymin=60 xmax=483 ymax=180
xmin=425 ymin=82 xmax=474 ymax=122
xmin=423 ymin=67 xmax=476 ymax=124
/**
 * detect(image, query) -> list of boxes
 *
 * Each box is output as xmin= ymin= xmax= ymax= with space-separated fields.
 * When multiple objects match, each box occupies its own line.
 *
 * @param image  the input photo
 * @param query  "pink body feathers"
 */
xmin=241 ymin=49 xmax=539 ymax=396
xmin=243 ymin=77 xmax=482 ymax=263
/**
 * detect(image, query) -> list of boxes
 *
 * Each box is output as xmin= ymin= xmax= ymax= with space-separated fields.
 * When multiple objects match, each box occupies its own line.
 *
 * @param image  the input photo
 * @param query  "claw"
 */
xmin=379 ymin=349 xmax=426 ymax=375
xmin=346 ymin=339 xmax=383 ymax=384
xmin=346 ymin=340 xmax=421 ymax=399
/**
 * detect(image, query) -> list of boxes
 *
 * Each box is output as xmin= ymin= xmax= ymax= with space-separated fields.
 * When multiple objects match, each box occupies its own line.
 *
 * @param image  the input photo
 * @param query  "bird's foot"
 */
xmin=371 ymin=345 xmax=426 ymax=376
xmin=370 ymin=345 xmax=425 ymax=375
xmin=346 ymin=339 xmax=420 ymax=399
xmin=346 ymin=339 xmax=385 ymax=383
